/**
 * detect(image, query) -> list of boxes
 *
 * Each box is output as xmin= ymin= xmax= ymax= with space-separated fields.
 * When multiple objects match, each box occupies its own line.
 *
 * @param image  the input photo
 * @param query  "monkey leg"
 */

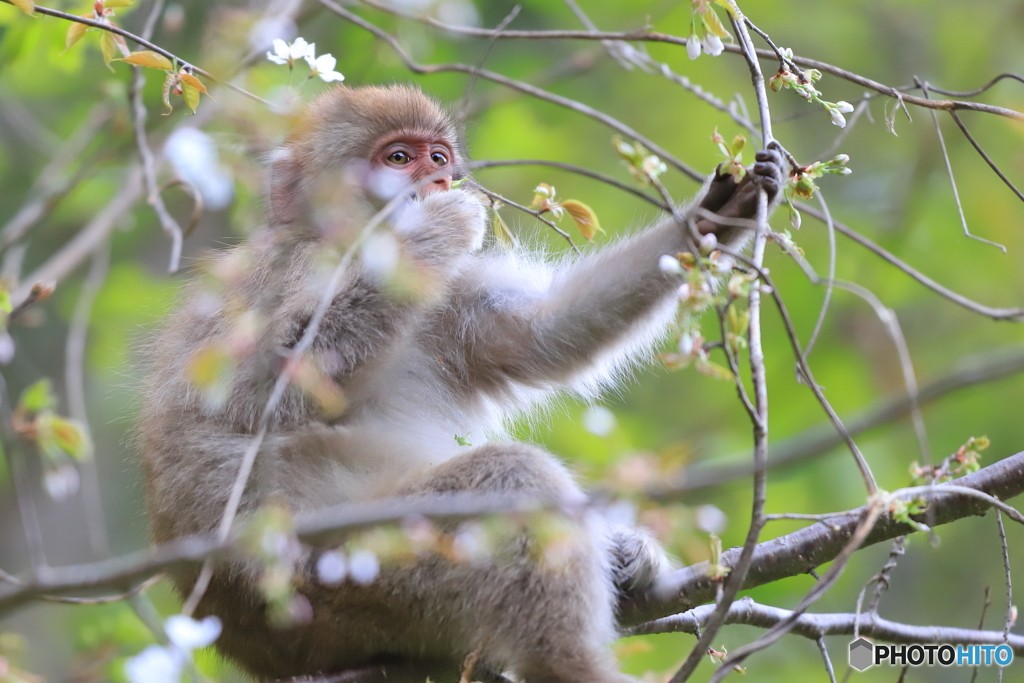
xmin=396 ymin=442 xmax=638 ymax=683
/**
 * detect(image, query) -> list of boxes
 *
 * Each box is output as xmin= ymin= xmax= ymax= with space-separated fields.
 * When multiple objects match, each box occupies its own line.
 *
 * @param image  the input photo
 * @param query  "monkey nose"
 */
xmin=419 ymin=175 xmax=452 ymax=196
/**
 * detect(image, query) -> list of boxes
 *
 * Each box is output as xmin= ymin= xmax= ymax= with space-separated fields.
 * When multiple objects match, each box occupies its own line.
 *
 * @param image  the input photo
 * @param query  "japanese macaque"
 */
xmin=138 ymin=84 xmax=782 ymax=682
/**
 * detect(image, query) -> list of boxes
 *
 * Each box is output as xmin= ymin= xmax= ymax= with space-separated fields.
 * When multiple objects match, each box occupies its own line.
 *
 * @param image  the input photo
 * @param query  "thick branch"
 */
xmin=619 ymin=450 xmax=1024 ymax=626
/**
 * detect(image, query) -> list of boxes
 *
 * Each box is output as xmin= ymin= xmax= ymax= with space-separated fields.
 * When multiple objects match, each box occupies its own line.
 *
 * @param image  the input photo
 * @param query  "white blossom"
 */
xmin=165 ymin=615 xmax=222 ymax=651
xmin=677 ymin=333 xmax=695 ymax=357
xmin=699 ymin=232 xmax=718 ymax=254
xmin=164 ymin=128 xmax=234 ymax=211
xmin=349 ymin=549 xmax=380 ymax=585
xmin=306 ymin=53 xmax=345 ymax=83
xmin=582 ymin=405 xmax=617 ymax=437
xmin=687 ymin=34 xmax=701 ymax=60
xmin=317 ymin=551 xmax=348 ymax=585
xmin=124 ymin=645 xmax=184 ymax=683
xmin=696 ymin=504 xmax=728 ymax=534
xmin=361 ymin=233 xmax=400 ymax=281
xmin=658 ymin=254 xmax=682 ymax=274
xmin=702 ymin=33 xmax=724 ymax=57
xmin=828 ymin=107 xmax=848 ymax=128
xmin=266 ymin=37 xmax=313 ymax=66
xmin=0 ymin=331 xmax=14 ymax=364
xmin=43 ymin=464 xmax=79 ymax=501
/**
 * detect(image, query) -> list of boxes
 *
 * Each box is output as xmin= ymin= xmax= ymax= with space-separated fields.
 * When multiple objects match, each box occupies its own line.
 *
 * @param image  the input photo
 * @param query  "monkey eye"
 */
xmin=387 ymin=150 xmax=411 ymax=165
xmin=430 ymin=151 xmax=448 ymax=166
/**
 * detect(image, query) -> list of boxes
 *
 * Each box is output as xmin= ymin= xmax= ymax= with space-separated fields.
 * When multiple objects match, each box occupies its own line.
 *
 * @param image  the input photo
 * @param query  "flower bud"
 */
xmin=699 ymin=233 xmax=718 ymax=255
xmin=659 ymin=254 xmax=682 ymax=274
xmin=687 ymin=34 xmax=702 ymax=60
xmin=702 ymin=33 xmax=724 ymax=57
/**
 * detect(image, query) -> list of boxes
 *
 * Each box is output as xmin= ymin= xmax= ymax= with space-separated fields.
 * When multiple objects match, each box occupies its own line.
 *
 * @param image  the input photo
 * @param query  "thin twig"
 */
xmin=11 ymin=166 xmax=144 ymax=309
xmin=917 ymin=79 xmax=1005 ymax=252
xmin=947 ymin=110 xmax=1024 ymax=204
xmin=131 ymin=0 xmax=184 ymax=274
xmin=795 ymin=202 xmax=1024 ymax=321
xmin=0 ymin=103 xmax=111 ymax=251
xmin=467 ymin=160 xmax=666 ymax=209
xmin=817 ymin=636 xmax=838 ymax=683
xmin=996 ymin=510 xmax=1013 ymax=683
xmin=0 ymin=372 xmax=48 ymax=576
xmin=867 ymin=537 xmax=905 ymax=615
xmin=474 ymin=186 xmax=579 ymax=252
xmin=776 ymin=214 xmax=932 ymax=464
xmin=65 ymin=242 xmax=112 ymax=559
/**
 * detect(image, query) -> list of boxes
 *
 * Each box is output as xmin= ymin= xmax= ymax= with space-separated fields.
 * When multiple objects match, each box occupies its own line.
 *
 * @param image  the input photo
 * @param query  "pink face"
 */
xmin=372 ymin=134 xmax=455 ymax=196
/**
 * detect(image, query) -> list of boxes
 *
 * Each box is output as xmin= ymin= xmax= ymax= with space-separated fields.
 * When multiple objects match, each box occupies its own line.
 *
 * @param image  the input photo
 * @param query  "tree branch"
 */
xmin=619 ymin=450 xmax=1024 ymax=626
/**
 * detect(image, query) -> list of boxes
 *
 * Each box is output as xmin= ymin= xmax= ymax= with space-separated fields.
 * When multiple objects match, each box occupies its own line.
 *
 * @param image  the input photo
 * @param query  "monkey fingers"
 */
xmin=694 ymin=146 xmax=785 ymax=235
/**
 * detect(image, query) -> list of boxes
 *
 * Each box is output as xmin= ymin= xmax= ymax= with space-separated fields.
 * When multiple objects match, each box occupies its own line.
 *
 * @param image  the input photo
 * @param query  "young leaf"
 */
xmin=560 ymin=199 xmax=603 ymax=241
xmin=161 ymin=71 xmax=177 ymax=114
xmin=695 ymin=358 xmax=735 ymax=382
xmin=100 ymin=31 xmax=119 ymax=69
xmin=179 ymin=72 xmax=208 ymax=94
xmin=103 ymin=0 xmax=135 ymax=7
xmin=42 ymin=414 xmax=92 ymax=461
xmin=19 ymin=379 xmax=56 ymax=414
xmin=492 ymin=209 xmax=515 ymax=249
xmin=0 ymin=285 xmax=11 ymax=315
xmin=187 ymin=344 xmax=235 ymax=390
xmin=115 ymin=50 xmax=173 ymax=70
xmin=182 ymin=82 xmax=201 ymax=113
xmin=9 ymin=0 xmax=34 ymax=17
xmin=64 ymin=18 xmax=90 ymax=51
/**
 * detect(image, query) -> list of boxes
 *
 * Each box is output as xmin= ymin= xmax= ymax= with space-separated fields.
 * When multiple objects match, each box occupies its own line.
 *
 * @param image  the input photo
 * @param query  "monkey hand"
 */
xmin=393 ymin=189 xmax=487 ymax=269
xmin=694 ymin=144 xmax=785 ymax=236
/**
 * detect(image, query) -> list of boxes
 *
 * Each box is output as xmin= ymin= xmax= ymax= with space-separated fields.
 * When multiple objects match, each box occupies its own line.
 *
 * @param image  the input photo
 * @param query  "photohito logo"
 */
xmin=848 ymin=638 xmax=1014 ymax=671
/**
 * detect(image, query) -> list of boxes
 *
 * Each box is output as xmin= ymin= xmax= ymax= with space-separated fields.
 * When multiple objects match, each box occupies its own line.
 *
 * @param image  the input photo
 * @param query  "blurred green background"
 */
xmin=0 ymin=0 xmax=1023 ymax=681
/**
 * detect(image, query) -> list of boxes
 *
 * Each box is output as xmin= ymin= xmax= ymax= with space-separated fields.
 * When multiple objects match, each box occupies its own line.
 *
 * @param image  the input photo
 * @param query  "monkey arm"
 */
xmin=436 ymin=151 xmax=783 ymax=393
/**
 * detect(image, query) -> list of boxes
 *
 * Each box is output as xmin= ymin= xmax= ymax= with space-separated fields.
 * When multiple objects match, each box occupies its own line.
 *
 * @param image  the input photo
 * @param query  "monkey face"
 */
xmin=372 ymin=134 xmax=455 ymax=197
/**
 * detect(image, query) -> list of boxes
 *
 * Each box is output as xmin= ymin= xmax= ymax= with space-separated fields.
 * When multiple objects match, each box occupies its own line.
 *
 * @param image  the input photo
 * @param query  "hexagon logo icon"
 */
xmin=849 ymin=638 xmax=874 ymax=671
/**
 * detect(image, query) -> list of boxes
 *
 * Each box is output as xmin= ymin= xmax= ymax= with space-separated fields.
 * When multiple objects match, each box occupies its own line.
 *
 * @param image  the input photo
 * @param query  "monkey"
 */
xmin=138 ymin=84 xmax=783 ymax=683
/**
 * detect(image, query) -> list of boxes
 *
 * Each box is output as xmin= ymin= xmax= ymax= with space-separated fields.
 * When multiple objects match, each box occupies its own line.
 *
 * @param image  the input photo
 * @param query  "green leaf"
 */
xmin=161 ymin=71 xmax=177 ymax=114
xmin=180 ymin=72 xmax=208 ymax=94
xmin=103 ymin=0 xmax=135 ymax=7
xmin=182 ymin=81 xmax=201 ymax=113
xmin=492 ymin=208 xmax=515 ymax=249
xmin=695 ymin=358 xmax=735 ymax=382
xmin=560 ymin=199 xmax=603 ymax=241
xmin=64 ymin=17 xmax=90 ymax=52
xmin=19 ymin=378 xmax=56 ymax=413
xmin=114 ymin=50 xmax=173 ymax=70
xmin=39 ymin=414 xmax=92 ymax=461
xmin=0 ymin=284 xmax=11 ymax=315
xmin=9 ymin=0 xmax=34 ymax=17
xmin=186 ymin=343 xmax=235 ymax=390
xmin=100 ymin=31 xmax=118 ymax=69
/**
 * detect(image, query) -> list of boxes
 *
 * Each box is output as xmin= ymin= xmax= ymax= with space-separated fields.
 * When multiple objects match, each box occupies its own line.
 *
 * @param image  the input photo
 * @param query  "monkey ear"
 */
xmin=268 ymin=148 xmax=304 ymax=226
